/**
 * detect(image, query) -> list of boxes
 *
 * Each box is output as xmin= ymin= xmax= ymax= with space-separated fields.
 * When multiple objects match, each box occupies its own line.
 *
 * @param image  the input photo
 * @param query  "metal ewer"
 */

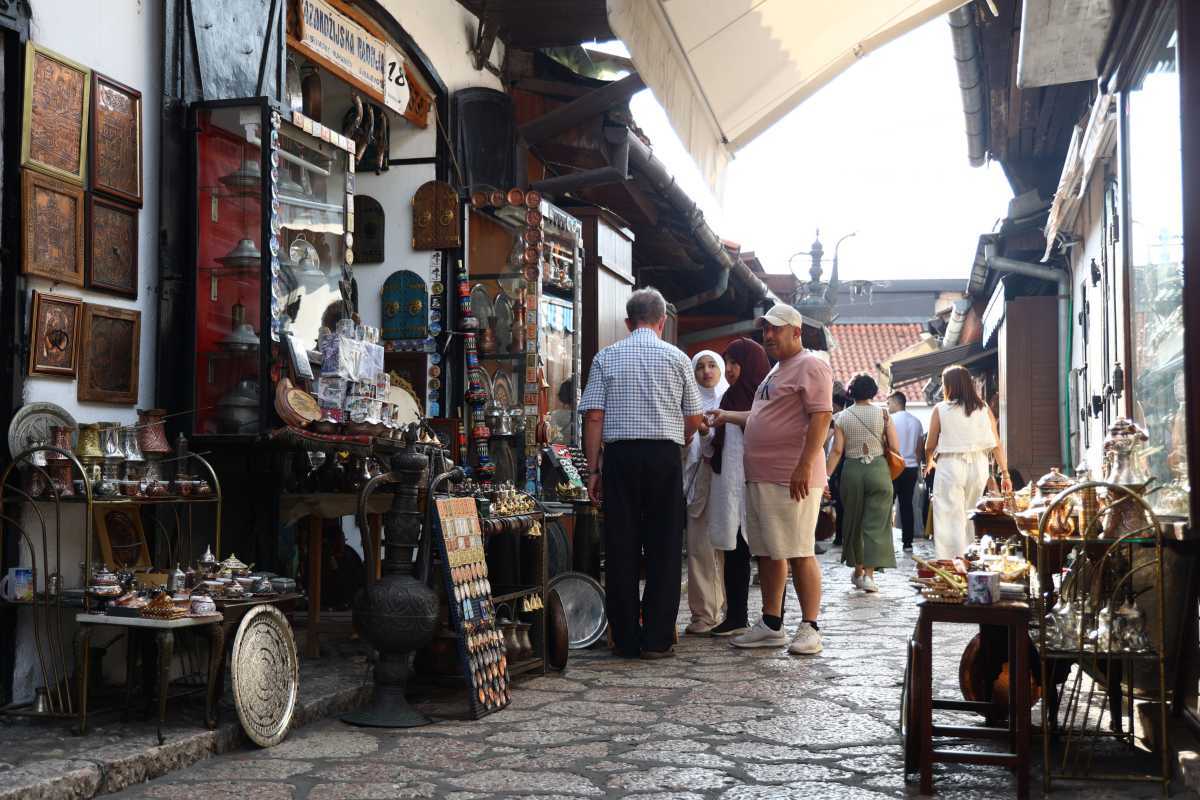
xmin=343 ymin=424 xmax=440 ymax=727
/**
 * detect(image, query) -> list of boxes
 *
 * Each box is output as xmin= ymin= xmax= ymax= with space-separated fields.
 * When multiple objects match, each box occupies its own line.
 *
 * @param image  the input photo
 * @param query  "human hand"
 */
xmin=587 ymin=474 xmax=603 ymax=506
xmin=706 ymin=410 xmax=726 ymax=427
xmin=1000 ymin=473 xmax=1013 ymax=494
xmin=823 ymin=486 xmax=832 ymax=501
xmin=790 ymin=464 xmax=810 ymax=501
xmin=698 ymin=420 xmax=710 ymax=436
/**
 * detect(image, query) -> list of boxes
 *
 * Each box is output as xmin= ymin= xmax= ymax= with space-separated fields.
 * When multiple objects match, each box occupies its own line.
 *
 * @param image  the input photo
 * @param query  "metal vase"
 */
xmin=343 ymin=430 xmax=439 ymax=728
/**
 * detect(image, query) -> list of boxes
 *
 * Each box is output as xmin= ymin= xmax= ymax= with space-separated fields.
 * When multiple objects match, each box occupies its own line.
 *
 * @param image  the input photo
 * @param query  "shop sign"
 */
xmin=383 ymin=44 xmax=410 ymax=117
xmin=292 ymin=0 xmax=385 ymax=99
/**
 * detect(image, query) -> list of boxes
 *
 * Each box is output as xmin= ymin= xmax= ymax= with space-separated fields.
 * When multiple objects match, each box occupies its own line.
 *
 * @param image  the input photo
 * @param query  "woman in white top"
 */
xmin=683 ymin=350 xmax=728 ymax=634
xmin=925 ymin=365 xmax=1012 ymax=558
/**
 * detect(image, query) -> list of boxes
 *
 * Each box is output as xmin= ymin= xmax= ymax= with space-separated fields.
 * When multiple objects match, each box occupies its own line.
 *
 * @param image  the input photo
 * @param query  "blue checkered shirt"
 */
xmin=579 ymin=328 xmax=703 ymax=445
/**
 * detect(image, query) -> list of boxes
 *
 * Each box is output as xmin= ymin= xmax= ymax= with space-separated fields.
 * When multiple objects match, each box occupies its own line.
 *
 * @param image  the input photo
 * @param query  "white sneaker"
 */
xmin=731 ymin=618 xmax=789 ymax=649
xmin=851 ymin=573 xmax=863 ymax=590
xmin=862 ymin=575 xmax=879 ymax=593
xmin=788 ymin=622 xmax=823 ymax=655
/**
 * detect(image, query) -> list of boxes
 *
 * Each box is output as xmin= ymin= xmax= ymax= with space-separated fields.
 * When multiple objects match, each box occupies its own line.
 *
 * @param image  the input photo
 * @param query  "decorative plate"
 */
xmin=491 ymin=369 xmax=515 ymax=411
xmin=8 ymin=402 xmax=77 ymax=461
xmin=469 ymin=284 xmax=493 ymax=327
xmin=231 ymin=604 xmax=299 ymax=747
xmin=493 ymin=292 xmax=513 ymax=354
xmin=548 ymin=572 xmax=608 ymax=649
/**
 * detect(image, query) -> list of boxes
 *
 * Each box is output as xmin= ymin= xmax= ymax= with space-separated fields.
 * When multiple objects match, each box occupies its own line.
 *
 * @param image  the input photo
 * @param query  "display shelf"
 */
xmin=278 ymin=194 xmax=344 ymax=214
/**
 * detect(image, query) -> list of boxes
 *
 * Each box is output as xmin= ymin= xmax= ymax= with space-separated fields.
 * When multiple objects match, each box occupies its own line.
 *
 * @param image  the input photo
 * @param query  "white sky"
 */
xmin=604 ymin=14 xmax=1015 ymax=281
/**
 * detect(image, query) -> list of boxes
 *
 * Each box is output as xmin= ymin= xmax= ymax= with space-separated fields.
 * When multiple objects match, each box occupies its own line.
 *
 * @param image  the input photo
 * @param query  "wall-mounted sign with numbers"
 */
xmin=383 ymin=44 xmax=410 ymax=117
xmin=287 ymin=0 xmax=386 ymax=102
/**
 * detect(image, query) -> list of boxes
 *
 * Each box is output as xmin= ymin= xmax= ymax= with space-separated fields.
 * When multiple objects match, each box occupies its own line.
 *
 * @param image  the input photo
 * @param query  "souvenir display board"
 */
xmin=432 ymin=496 xmax=510 ymax=718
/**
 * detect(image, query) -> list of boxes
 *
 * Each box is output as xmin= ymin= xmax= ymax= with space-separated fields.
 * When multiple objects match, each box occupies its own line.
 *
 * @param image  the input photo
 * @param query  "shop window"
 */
xmin=1125 ymin=5 xmax=1187 ymax=518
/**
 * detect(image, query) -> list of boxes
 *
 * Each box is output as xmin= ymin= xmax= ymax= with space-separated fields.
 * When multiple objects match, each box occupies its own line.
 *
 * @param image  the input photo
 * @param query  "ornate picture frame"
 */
xmin=21 ymin=168 xmax=85 ymax=286
xmin=87 ymin=194 xmax=139 ymax=298
xmin=28 ymin=291 xmax=82 ymax=377
xmin=21 ymin=43 xmax=90 ymax=184
xmin=90 ymin=72 xmax=142 ymax=206
xmin=78 ymin=303 xmax=140 ymax=404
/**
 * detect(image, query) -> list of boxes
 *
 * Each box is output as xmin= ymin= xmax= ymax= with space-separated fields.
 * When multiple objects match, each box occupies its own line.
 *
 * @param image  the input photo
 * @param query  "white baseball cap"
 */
xmin=756 ymin=303 xmax=806 ymax=329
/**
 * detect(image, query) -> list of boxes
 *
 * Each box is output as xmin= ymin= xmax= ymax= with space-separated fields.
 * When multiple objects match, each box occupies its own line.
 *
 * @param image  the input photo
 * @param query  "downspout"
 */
xmin=985 ymin=252 xmax=1072 ymax=468
xmin=624 ymin=132 xmax=774 ymax=310
xmin=949 ymin=4 xmax=987 ymax=167
xmin=942 ymin=299 xmax=972 ymax=347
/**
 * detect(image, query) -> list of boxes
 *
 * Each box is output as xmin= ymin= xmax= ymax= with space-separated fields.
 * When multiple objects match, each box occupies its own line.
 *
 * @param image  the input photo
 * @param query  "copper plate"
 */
xmin=231 ymin=605 xmax=299 ymax=747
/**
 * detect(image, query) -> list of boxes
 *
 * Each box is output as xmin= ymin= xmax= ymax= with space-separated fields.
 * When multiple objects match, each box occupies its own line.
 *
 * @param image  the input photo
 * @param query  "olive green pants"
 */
xmin=839 ymin=457 xmax=897 ymax=570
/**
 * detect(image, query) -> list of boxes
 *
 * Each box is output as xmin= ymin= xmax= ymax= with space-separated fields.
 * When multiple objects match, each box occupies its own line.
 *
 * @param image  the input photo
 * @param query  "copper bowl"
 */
xmin=524 ymin=190 xmax=542 ymax=209
xmin=489 ymin=190 xmax=506 ymax=207
xmin=506 ymin=188 xmax=525 ymax=206
xmin=525 ymin=209 xmax=542 ymax=226
xmin=470 ymin=191 xmax=488 ymax=208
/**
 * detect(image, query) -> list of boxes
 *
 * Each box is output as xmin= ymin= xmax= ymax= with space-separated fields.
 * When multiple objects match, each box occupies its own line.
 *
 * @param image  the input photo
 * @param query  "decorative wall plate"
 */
xmin=87 ymin=195 xmax=138 ymax=298
xmin=22 ymin=44 xmax=90 ymax=184
xmin=493 ymin=292 xmax=513 ymax=354
xmin=29 ymin=291 xmax=82 ymax=377
xmin=90 ymin=72 xmax=142 ymax=206
xmin=469 ymin=284 xmax=493 ymax=329
xmin=8 ymin=402 xmax=77 ymax=460
xmin=231 ymin=605 xmax=299 ymax=747
xmin=21 ymin=168 xmax=85 ymax=286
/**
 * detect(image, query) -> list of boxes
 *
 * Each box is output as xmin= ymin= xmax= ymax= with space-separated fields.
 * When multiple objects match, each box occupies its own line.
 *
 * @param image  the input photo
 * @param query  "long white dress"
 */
xmin=685 ymin=351 xmax=727 ymax=628
xmin=706 ymin=422 xmax=746 ymax=552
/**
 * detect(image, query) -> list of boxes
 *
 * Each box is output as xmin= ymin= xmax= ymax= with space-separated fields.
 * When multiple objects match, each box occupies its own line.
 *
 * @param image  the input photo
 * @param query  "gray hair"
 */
xmin=626 ymin=287 xmax=667 ymax=325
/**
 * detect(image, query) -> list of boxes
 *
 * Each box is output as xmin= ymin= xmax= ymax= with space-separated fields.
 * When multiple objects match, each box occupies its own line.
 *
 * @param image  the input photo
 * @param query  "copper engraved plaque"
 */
xmin=88 ymin=196 xmax=139 ymax=299
xmin=28 ymin=291 xmax=82 ymax=377
xmin=78 ymin=303 xmax=140 ymax=405
xmin=91 ymin=73 xmax=142 ymax=206
xmin=21 ymin=168 xmax=85 ymax=287
xmin=22 ymin=44 xmax=90 ymax=184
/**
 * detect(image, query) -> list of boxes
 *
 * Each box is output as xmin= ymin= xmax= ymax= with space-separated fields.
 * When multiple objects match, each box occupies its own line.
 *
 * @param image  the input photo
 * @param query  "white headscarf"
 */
xmin=690 ymin=350 xmax=728 ymax=413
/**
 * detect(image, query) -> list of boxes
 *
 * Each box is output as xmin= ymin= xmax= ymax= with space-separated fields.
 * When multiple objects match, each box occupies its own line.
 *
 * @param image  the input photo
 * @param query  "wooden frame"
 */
xmin=87 ymin=194 xmax=139 ymax=298
xmin=94 ymin=503 xmax=150 ymax=570
xmin=28 ymin=291 xmax=81 ymax=377
xmin=21 ymin=43 xmax=90 ymax=184
xmin=21 ymin=168 xmax=85 ymax=286
xmin=78 ymin=303 xmax=140 ymax=404
xmin=90 ymin=72 xmax=142 ymax=206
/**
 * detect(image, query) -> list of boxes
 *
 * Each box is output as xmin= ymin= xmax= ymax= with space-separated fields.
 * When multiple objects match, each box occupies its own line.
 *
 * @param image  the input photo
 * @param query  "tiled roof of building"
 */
xmin=830 ymin=322 xmax=927 ymax=404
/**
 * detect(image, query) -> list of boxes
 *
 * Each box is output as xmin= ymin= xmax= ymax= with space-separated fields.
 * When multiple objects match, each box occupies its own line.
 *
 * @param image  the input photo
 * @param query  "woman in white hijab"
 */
xmin=683 ymin=350 xmax=728 ymax=634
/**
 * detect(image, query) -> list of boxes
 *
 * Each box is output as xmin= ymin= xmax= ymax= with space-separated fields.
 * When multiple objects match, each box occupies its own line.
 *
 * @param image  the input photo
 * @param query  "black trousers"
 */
xmin=602 ymin=440 xmax=683 ymax=654
xmin=893 ymin=466 xmax=920 ymax=546
xmin=723 ymin=533 xmax=751 ymax=628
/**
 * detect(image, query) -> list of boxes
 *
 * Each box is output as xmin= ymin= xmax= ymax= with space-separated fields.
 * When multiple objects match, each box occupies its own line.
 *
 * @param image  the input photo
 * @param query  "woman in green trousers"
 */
xmin=826 ymin=373 xmax=899 ymax=592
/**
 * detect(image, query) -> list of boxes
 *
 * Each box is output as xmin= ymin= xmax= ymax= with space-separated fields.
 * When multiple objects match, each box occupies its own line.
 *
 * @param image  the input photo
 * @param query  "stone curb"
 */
xmin=0 ymin=672 xmax=372 ymax=800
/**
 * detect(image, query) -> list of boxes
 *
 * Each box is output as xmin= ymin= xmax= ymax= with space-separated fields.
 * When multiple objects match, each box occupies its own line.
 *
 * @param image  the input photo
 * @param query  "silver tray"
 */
xmin=470 ymin=284 xmax=493 ymax=326
xmin=548 ymin=571 xmax=607 ymax=649
xmin=8 ymin=402 xmax=77 ymax=461
xmin=493 ymin=292 xmax=513 ymax=353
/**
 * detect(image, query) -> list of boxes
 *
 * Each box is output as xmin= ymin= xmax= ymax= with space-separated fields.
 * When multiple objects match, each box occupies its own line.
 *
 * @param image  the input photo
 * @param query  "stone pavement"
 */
xmin=104 ymin=536 xmax=1181 ymax=800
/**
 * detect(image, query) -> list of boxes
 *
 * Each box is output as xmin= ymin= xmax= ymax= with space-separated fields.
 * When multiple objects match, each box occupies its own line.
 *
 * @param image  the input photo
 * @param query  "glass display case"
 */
xmin=1125 ymin=15 xmax=1186 ymax=520
xmin=190 ymin=100 xmax=355 ymax=437
xmin=463 ymin=197 xmax=582 ymax=494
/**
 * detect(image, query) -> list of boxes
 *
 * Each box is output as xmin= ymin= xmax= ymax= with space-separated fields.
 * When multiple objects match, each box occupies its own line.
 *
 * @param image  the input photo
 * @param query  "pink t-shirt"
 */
xmin=742 ymin=350 xmax=834 ymax=487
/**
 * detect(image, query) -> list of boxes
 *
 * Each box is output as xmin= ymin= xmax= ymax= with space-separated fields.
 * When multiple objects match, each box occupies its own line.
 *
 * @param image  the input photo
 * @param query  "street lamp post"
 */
xmin=786 ymin=230 xmax=856 ymax=325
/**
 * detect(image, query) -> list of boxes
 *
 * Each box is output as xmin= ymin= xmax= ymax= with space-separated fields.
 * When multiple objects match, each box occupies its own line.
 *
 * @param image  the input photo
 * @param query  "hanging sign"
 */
xmin=383 ymin=44 xmax=410 ymax=117
xmin=290 ymin=0 xmax=385 ymax=100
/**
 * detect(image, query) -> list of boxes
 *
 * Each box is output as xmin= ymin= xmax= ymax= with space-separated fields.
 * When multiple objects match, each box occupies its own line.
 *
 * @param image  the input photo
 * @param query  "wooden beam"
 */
xmin=519 ymin=73 xmax=645 ymax=145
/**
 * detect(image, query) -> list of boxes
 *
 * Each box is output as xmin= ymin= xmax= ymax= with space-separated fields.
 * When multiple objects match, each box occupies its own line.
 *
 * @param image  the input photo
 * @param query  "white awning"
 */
xmin=607 ymin=0 xmax=969 ymax=191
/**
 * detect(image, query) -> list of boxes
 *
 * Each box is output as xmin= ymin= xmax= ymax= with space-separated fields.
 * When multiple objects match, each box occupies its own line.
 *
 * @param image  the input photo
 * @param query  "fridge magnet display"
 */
xmin=22 ymin=43 xmax=90 ymax=184
xmin=78 ymin=303 xmax=140 ymax=404
xmin=28 ymin=291 xmax=82 ymax=377
xmin=87 ymin=194 xmax=139 ymax=298
xmin=90 ymin=72 xmax=143 ymax=206
xmin=21 ymin=168 xmax=85 ymax=286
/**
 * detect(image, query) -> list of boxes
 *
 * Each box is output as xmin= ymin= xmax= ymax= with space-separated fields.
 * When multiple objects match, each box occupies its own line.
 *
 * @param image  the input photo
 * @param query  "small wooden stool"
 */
xmin=911 ymin=599 xmax=1031 ymax=799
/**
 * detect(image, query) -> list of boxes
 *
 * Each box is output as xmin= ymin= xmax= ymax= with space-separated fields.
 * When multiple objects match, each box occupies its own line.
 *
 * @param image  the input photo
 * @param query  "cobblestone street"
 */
xmin=104 ymin=537 xmax=1173 ymax=800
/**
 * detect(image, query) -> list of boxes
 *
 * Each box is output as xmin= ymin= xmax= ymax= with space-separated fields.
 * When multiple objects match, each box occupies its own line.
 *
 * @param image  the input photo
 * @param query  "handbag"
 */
xmin=847 ymin=407 xmax=906 ymax=480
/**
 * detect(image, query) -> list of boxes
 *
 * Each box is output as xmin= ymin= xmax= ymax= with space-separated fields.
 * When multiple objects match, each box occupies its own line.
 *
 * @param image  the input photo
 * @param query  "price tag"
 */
xmin=383 ymin=45 xmax=410 ymax=116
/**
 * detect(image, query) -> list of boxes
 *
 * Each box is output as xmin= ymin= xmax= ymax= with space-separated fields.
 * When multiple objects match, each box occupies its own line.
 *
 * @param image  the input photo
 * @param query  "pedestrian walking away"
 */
xmin=580 ymin=287 xmax=704 ymax=659
xmin=826 ymin=374 xmax=898 ymax=594
xmin=887 ymin=390 xmax=925 ymax=550
xmin=683 ymin=349 xmax=728 ymax=635
xmin=705 ymin=338 xmax=772 ymax=637
xmin=708 ymin=303 xmax=833 ymax=655
xmin=925 ymin=365 xmax=1012 ymax=559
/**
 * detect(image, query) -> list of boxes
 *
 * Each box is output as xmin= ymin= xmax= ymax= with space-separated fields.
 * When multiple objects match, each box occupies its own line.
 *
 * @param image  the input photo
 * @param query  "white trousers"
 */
xmin=687 ymin=504 xmax=725 ymax=627
xmin=931 ymin=451 xmax=990 ymax=559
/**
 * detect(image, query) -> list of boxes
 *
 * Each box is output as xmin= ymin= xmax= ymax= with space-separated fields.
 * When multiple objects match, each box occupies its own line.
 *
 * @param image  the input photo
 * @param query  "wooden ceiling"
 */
xmin=456 ymin=0 xmax=612 ymax=48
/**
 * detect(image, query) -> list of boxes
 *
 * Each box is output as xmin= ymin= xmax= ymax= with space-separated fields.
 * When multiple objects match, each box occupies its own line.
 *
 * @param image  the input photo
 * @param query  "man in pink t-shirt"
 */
xmin=709 ymin=304 xmax=833 ymax=655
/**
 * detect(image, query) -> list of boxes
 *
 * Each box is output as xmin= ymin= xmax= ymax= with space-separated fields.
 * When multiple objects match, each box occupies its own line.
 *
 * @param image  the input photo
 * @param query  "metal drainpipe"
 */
xmin=986 ymin=254 xmax=1072 ymax=468
xmin=949 ymin=4 xmax=986 ymax=167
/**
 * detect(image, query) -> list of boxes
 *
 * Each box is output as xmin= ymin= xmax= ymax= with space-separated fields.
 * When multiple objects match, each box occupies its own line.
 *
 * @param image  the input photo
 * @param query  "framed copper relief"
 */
xmin=21 ymin=168 xmax=85 ymax=286
xmin=28 ymin=291 xmax=81 ymax=377
xmin=78 ymin=303 xmax=140 ymax=404
xmin=90 ymin=73 xmax=142 ymax=206
xmin=87 ymin=195 xmax=138 ymax=298
xmin=22 ymin=43 xmax=90 ymax=184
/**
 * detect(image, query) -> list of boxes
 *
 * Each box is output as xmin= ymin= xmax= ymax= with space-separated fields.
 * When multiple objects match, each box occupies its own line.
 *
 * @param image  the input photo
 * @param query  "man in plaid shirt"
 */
xmin=580 ymin=287 xmax=703 ymax=659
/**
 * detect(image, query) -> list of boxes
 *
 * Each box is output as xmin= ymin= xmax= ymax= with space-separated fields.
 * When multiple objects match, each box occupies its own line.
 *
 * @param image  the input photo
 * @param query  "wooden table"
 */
xmin=76 ymin=613 xmax=224 ymax=744
xmin=912 ymin=599 xmax=1031 ymax=799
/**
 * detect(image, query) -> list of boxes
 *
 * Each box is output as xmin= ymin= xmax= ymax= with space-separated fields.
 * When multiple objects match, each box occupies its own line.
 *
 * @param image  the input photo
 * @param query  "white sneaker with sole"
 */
xmin=788 ymin=622 xmax=823 ymax=655
xmin=862 ymin=575 xmax=879 ymax=593
xmin=851 ymin=573 xmax=863 ymax=590
xmin=731 ymin=618 xmax=789 ymax=649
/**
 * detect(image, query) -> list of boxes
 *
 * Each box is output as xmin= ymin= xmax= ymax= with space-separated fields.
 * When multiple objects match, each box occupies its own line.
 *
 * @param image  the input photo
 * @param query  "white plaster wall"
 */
xmin=10 ymin=0 xmax=162 ymax=705
xmin=376 ymin=0 xmax=504 ymax=94
xmin=25 ymin=0 xmax=161 ymax=424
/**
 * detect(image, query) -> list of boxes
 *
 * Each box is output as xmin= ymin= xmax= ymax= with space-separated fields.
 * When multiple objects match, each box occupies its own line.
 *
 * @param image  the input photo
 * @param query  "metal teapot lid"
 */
xmin=217 ymin=238 xmax=263 ymax=269
xmin=218 ymin=379 xmax=260 ymax=409
xmin=1035 ymin=467 xmax=1072 ymax=496
xmin=220 ymin=323 xmax=260 ymax=352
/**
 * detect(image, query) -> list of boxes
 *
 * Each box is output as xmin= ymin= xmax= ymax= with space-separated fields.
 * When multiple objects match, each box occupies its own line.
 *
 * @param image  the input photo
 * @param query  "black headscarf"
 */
xmin=711 ymin=338 xmax=771 ymax=474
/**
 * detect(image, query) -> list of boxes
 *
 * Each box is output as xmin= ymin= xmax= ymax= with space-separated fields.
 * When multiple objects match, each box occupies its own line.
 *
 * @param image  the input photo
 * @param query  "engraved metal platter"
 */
xmin=231 ymin=604 xmax=299 ymax=747
xmin=8 ymin=402 xmax=77 ymax=460
xmin=493 ymin=292 xmax=513 ymax=354
xmin=469 ymin=284 xmax=493 ymax=327
xmin=548 ymin=572 xmax=607 ymax=649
